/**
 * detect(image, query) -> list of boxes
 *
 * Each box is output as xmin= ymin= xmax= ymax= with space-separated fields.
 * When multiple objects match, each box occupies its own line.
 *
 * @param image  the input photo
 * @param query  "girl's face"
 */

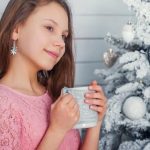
xmin=12 ymin=2 xmax=68 ymax=71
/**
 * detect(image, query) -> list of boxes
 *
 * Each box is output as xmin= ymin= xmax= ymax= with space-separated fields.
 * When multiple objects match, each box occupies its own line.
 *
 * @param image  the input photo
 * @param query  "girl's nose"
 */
xmin=53 ymin=36 xmax=65 ymax=49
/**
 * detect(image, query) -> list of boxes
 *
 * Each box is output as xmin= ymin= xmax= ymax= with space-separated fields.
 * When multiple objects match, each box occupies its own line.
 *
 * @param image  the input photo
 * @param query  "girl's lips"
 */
xmin=44 ymin=49 xmax=59 ymax=58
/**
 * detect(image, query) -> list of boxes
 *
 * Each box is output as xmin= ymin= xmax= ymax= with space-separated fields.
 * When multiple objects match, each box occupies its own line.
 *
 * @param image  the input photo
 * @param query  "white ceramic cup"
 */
xmin=62 ymin=86 xmax=98 ymax=129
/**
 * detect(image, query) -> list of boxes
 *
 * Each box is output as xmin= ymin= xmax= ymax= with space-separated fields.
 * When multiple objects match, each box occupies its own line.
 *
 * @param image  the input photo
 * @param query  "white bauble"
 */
xmin=122 ymin=23 xmax=135 ymax=43
xmin=122 ymin=96 xmax=146 ymax=120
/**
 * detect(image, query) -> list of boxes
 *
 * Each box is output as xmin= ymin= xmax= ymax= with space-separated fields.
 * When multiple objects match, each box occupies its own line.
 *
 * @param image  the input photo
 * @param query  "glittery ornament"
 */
xmin=103 ymin=48 xmax=119 ymax=67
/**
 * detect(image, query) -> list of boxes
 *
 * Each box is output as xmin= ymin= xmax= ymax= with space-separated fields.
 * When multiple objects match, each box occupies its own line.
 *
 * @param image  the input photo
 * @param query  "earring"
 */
xmin=42 ymin=70 xmax=49 ymax=79
xmin=10 ymin=41 xmax=17 ymax=55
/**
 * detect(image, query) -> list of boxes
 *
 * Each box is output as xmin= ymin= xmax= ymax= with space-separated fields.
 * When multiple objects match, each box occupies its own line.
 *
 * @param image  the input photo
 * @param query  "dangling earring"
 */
xmin=10 ymin=41 xmax=17 ymax=55
xmin=42 ymin=70 xmax=49 ymax=79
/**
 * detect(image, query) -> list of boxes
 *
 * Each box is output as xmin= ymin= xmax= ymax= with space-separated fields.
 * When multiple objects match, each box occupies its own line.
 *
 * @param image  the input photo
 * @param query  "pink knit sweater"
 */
xmin=0 ymin=84 xmax=80 ymax=150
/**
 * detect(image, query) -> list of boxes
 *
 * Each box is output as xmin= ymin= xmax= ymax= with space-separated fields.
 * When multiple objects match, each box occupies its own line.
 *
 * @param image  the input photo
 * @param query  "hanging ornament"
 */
xmin=103 ymin=48 xmax=119 ymax=67
xmin=122 ymin=22 xmax=135 ymax=43
xmin=122 ymin=96 xmax=146 ymax=120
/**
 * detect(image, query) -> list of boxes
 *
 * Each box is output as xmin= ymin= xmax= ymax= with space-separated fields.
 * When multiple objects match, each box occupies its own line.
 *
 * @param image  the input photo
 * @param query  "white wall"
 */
xmin=0 ymin=0 xmax=133 ymax=86
xmin=69 ymin=0 xmax=133 ymax=86
xmin=0 ymin=0 xmax=9 ymax=17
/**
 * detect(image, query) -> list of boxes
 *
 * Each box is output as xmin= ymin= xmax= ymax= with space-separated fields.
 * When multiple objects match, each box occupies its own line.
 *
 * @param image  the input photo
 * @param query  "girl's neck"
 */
xmin=0 ymin=57 xmax=46 ymax=96
xmin=0 ymin=74 xmax=46 ymax=96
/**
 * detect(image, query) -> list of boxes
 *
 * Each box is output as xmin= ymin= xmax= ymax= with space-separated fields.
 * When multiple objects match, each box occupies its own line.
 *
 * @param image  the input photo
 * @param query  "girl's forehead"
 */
xmin=33 ymin=2 xmax=68 ymax=18
xmin=29 ymin=2 xmax=68 ymax=27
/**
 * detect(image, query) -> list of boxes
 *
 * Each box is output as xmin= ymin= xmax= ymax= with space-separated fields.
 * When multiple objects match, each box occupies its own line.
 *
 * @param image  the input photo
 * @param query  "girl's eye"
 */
xmin=46 ymin=26 xmax=53 ymax=32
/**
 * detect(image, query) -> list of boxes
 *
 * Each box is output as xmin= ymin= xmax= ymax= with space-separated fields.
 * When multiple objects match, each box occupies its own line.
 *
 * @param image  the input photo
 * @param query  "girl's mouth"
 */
xmin=44 ymin=49 xmax=59 ymax=59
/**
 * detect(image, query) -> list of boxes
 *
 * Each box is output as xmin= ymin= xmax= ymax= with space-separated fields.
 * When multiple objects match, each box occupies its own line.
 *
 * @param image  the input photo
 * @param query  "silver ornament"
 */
xmin=103 ymin=48 xmax=119 ymax=67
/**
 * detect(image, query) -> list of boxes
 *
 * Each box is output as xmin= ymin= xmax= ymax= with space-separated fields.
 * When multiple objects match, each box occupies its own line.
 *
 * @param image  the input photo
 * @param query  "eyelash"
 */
xmin=46 ymin=26 xmax=54 ymax=32
xmin=45 ymin=26 xmax=67 ymax=41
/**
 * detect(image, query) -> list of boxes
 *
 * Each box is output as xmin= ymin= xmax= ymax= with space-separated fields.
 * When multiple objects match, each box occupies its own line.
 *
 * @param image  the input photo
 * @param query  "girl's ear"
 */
xmin=11 ymin=25 xmax=20 ymax=40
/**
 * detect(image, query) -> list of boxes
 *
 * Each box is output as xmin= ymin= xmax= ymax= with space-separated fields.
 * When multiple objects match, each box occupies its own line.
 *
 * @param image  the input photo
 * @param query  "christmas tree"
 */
xmin=95 ymin=0 xmax=150 ymax=149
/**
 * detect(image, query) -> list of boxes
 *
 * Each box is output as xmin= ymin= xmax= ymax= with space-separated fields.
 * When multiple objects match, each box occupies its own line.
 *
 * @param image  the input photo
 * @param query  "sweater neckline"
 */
xmin=0 ymin=83 xmax=48 ymax=99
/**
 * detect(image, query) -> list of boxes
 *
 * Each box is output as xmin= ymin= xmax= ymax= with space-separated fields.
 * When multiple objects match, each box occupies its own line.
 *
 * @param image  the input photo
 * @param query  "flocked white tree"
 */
xmin=95 ymin=0 xmax=150 ymax=149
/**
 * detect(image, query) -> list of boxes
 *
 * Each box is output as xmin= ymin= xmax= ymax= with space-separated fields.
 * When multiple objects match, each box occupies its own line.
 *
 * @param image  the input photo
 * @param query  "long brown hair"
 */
xmin=0 ymin=0 xmax=75 ymax=101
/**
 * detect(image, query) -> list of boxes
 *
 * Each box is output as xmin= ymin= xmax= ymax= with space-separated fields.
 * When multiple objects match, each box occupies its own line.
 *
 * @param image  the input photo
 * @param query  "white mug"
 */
xmin=62 ymin=86 xmax=98 ymax=129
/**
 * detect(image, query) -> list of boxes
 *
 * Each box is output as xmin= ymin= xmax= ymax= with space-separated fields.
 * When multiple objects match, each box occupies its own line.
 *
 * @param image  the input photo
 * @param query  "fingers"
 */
xmin=85 ymin=99 xmax=106 ymax=106
xmin=86 ymin=81 xmax=107 ymax=121
xmin=72 ymin=103 xmax=80 ymax=117
xmin=68 ymin=97 xmax=78 ymax=109
xmin=90 ymin=80 xmax=97 ymax=86
xmin=89 ymin=81 xmax=106 ymax=96
xmin=59 ymin=93 xmax=79 ymax=111
xmin=85 ymin=92 xmax=106 ymax=100
xmin=89 ymin=99 xmax=107 ymax=122
xmin=52 ymin=93 xmax=77 ymax=112
xmin=85 ymin=98 xmax=107 ymax=114
xmin=90 ymin=105 xmax=106 ymax=113
xmin=60 ymin=93 xmax=74 ymax=104
xmin=66 ymin=99 xmax=80 ymax=123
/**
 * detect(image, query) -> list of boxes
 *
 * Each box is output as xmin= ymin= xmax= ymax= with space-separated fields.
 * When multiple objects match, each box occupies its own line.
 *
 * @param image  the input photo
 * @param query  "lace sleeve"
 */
xmin=0 ymin=98 xmax=22 ymax=150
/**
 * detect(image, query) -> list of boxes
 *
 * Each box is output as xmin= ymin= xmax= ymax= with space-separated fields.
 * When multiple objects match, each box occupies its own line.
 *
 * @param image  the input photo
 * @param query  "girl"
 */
xmin=0 ymin=0 xmax=107 ymax=149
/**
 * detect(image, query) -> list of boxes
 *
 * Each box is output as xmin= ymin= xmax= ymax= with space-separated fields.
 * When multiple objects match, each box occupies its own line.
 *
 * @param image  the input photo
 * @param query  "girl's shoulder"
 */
xmin=0 ymin=84 xmax=20 ymax=110
xmin=0 ymin=84 xmax=23 ymax=123
xmin=0 ymin=84 xmax=21 ymax=103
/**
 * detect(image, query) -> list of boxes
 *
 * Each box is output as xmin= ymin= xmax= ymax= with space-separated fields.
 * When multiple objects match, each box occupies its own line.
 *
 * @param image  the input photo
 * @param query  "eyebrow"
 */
xmin=44 ymin=18 xmax=69 ymax=33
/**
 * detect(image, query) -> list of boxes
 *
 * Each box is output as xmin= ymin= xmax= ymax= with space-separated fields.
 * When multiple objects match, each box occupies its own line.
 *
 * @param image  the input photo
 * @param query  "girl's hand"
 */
xmin=85 ymin=80 xmax=107 ymax=122
xmin=49 ymin=93 xmax=80 ymax=134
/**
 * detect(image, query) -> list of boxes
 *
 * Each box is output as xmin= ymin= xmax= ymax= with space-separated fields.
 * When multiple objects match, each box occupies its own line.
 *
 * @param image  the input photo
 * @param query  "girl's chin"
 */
xmin=38 ymin=60 xmax=59 ymax=71
xmin=43 ymin=64 xmax=56 ymax=71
